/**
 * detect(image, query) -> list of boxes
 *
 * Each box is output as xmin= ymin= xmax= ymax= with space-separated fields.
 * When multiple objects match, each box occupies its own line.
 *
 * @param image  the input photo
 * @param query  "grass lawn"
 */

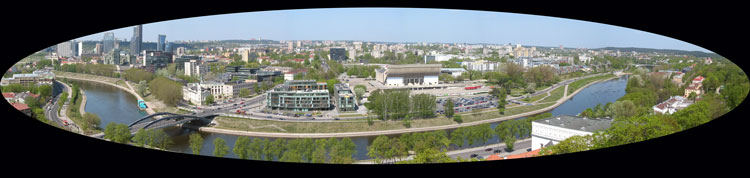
xmin=526 ymin=94 xmax=546 ymax=103
xmin=539 ymin=86 xmax=565 ymax=103
xmin=567 ymin=74 xmax=616 ymax=95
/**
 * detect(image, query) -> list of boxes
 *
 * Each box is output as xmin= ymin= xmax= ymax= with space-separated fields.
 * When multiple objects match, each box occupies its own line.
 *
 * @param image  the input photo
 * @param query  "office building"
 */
xmin=185 ymin=60 xmax=209 ymax=77
xmin=56 ymin=41 xmax=74 ymax=57
xmin=142 ymin=50 xmax=172 ymax=72
xmin=130 ymin=25 xmax=142 ymax=55
xmin=266 ymin=80 xmax=331 ymax=111
xmin=334 ymin=84 xmax=357 ymax=112
xmin=175 ymin=47 xmax=186 ymax=56
xmin=461 ymin=60 xmax=500 ymax=71
xmin=103 ymin=49 xmax=121 ymax=65
xmin=102 ymin=32 xmax=115 ymax=53
xmin=157 ymin=34 xmax=166 ymax=51
xmin=183 ymin=83 xmax=211 ymax=106
xmin=77 ymin=42 xmax=83 ymax=57
xmin=330 ymin=48 xmax=347 ymax=62
xmin=531 ymin=115 xmax=613 ymax=150
xmin=174 ymin=55 xmax=200 ymax=72
xmin=375 ymin=64 xmax=441 ymax=86
xmin=95 ymin=43 xmax=103 ymax=54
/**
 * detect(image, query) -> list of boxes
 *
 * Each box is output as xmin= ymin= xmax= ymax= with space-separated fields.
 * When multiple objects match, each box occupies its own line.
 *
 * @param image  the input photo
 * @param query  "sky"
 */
xmin=74 ymin=8 xmax=711 ymax=52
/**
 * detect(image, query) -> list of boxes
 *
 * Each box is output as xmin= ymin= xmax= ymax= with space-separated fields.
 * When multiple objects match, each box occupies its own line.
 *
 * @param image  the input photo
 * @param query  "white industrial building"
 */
xmin=375 ymin=64 xmax=441 ymax=86
xmin=531 ymin=115 xmax=613 ymax=150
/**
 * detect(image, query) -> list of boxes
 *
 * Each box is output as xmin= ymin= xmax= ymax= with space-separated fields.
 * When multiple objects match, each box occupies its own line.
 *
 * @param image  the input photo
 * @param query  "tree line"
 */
xmin=199 ymin=136 xmax=357 ymax=164
xmin=365 ymin=89 xmax=437 ymax=120
xmin=57 ymin=63 xmax=119 ymax=78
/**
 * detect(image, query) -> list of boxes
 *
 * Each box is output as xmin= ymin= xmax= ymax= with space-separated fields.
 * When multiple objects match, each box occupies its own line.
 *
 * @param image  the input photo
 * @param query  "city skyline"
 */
xmin=74 ymin=8 xmax=710 ymax=52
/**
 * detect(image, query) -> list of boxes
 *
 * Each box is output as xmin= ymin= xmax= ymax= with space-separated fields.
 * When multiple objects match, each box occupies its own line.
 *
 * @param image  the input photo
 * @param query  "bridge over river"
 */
xmin=89 ymin=112 xmax=218 ymax=138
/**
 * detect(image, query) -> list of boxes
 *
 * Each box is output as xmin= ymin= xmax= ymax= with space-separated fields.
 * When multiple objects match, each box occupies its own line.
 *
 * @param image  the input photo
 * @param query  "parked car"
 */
xmin=494 ymin=150 xmax=502 ymax=153
xmin=334 ymin=118 xmax=340 ymax=120
xmin=470 ymin=154 xmax=479 ymax=158
xmin=485 ymin=148 xmax=493 ymax=152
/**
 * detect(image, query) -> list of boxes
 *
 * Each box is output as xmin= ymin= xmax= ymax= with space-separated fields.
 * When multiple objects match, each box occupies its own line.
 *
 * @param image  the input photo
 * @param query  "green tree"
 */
xmin=311 ymin=139 xmax=328 ymax=163
xmin=453 ymin=114 xmax=463 ymax=124
xmin=189 ymin=133 xmax=204 ymax=155
xmin=608 ymin=100 xmax=637 ymax=119
xmin=112 ymin=123 xmax=131 ymax=144
xmin=233 ymin=136 xmax=250 ymax=159
xmin=213 ymin=137 xmax=229 ymax=157
xmin=444 ymin=98 xmax=455 ymax=118
xmin=132 ymin=128 xmax=148 ymax=147
xmin=239 ymin=88 xmax=251 ymax=98
xmin=248 ymin=138 xmax=263 ymax=160
xmin=205 ymin=94 xmax=214 ymax=105
xmin=103 ymin=122 xmax=117 ymax=141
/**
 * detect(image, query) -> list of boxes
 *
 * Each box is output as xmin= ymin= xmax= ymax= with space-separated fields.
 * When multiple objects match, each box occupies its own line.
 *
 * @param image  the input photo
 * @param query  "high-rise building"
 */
xmin=287 ymin=41 xmax=293 ymax=51
xmin=241 ymin=50 xmax=250 ymax=63
xmin=102 ymin=32 xmax=115 ymax=53
xmin=94 ymin=43 xmax=103 ymax=54
xmin=165 ymin=42 xmax=173 ymax=53
xmin=56 ymin=41 xmax=74 ymax=57
xmin=157 ymin=34 xmax=166 ymax=51
xmin=175 ymin=47 xmax=186 ymax=56
xmin=330 ymin=48 xmax=347 ymax=62
xmin=114 ymin=38 xmax=119 ymax=49
xmin=130 ymin=25 xmax=142 ymax=56
xmin=77 ymin=42 xmax=83 ymax=57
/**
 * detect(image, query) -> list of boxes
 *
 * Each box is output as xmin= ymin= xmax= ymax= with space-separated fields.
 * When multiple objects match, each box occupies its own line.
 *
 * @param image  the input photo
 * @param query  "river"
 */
xmin=67 ymin=75 xmax=628 ymax=161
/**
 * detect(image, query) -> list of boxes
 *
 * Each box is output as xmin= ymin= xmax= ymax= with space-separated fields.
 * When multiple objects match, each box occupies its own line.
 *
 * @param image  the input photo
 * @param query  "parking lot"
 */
xmin=435 ymin=95 xmax=498 ymax=114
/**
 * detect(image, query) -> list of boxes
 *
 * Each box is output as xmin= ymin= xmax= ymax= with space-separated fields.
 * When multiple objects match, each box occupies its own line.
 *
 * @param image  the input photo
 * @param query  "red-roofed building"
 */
xmin=11 ymin=103 xmax=32 ymax=116
xmin=293 ymin=58 xmax=305 ymax=63
xmin=505 ymin=149 xmax=541 ymax=159
xmin=485 ymin=154 xmax=503 ymax=161
xmin=3 ymin=92 xmax=15 ymax=99
xmin=692 ymin=76 xmax=705 ymax=84
xmin=485 ymin=149 xmax=542 ymax=161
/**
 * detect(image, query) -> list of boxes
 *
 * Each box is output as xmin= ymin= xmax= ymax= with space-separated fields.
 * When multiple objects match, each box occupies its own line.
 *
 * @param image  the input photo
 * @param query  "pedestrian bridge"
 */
xmin=127 ymin=112 xmax=219 ymax=132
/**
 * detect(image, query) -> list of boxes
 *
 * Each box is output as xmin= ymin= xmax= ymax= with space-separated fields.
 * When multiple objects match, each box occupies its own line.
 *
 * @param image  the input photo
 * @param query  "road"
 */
xmin=355 ymin=138 xmax=533 ymax=164
xmin=448 ymin=139 xmax=532 ymax=160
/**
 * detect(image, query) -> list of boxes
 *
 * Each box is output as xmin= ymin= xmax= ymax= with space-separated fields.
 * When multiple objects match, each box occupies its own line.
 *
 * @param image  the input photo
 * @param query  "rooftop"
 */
xmin=11 ymin=103 xmax=29 ymax=111
xmin=533 ymin=115 xmax=613 ymax=133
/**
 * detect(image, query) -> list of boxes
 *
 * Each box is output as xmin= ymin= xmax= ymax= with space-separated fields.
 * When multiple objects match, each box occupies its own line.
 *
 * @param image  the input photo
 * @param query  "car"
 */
xmin=266 ymin=116 xmax=272 ymax=118
xmin=470 ymin=154 xmax=479 ymax=158
xmin=280 ymin=118 xmax=285 ymax=120
xmin=485 ymin=148 xmax=493 ymax=152
xmin=334 ymin=118 xmax=340 ymax=120
xmin=494 ymin=150 xmax=502 ymax=153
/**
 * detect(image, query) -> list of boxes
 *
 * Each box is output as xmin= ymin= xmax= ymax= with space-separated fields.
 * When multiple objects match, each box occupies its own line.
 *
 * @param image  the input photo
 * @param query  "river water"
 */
xmin=69 ymin=75 xmax=628 ymax=161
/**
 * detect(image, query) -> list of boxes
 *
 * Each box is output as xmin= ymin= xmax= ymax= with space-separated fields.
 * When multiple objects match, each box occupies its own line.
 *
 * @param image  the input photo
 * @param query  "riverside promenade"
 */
xmin=194 ymin=74 xmax=620 ymax=138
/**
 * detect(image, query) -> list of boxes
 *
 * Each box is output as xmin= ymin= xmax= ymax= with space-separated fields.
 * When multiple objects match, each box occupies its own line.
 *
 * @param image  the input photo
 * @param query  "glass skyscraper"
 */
xmin=157 ymin=34 xmax=166 ymax=51
xmin=102 ymin=32 xmax=115 ymax=53
xmin=129 ymin=25 xmax=142 ymax=56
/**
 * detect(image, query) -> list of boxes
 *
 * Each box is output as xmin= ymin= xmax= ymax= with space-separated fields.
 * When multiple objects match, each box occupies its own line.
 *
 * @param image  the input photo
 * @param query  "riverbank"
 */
xmin=79 ymin=89 xmax=87 ymax=115
xmin=54 ymin=71 xmax=156 ymax=115
xmin=194 ymin=74 xmax=620 ymax=138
